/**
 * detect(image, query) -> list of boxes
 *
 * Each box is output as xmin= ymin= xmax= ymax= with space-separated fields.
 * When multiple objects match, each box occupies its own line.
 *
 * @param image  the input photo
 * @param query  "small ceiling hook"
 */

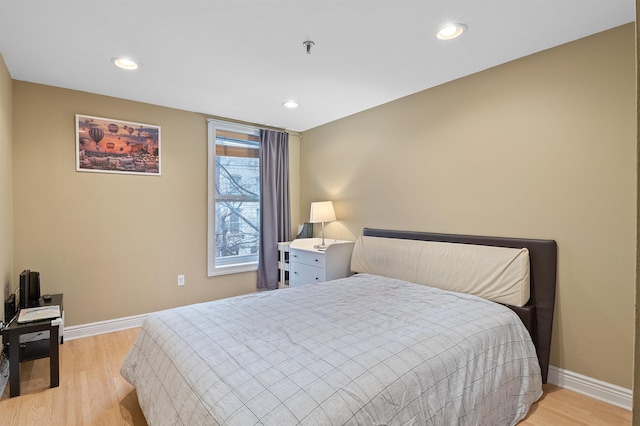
xmin=303 ymin=40 xmax=315 ymax=54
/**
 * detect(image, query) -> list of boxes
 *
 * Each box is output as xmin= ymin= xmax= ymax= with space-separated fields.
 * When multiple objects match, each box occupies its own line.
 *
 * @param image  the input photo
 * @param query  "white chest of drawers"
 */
xmin=288 ymin=238 xmax=355 ymax=287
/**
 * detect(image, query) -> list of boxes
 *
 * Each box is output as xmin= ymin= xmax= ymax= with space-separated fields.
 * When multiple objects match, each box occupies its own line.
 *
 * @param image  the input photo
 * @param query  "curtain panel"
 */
xmin=257 ymin=130 xmax=291 ymax=289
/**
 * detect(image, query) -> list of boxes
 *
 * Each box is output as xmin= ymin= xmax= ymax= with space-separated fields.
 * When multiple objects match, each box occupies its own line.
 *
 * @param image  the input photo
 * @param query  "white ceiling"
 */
xmin=0 ymin=1 xmax=635 ymax=132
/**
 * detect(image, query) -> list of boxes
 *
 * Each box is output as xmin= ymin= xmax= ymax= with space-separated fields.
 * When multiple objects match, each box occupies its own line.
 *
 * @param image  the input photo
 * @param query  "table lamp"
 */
xmin=309 ymin=201 xmax=336 ymax=250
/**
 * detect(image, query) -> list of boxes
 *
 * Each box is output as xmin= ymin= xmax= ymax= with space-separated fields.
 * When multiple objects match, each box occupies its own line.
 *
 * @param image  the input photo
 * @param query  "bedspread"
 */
xmin=121 ymin=274 xmax=542 ymax=425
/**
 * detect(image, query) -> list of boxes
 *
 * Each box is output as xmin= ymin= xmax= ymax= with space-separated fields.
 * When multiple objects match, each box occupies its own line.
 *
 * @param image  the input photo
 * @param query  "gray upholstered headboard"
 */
xmin=362 ymin=228 xmax=558 ymax=384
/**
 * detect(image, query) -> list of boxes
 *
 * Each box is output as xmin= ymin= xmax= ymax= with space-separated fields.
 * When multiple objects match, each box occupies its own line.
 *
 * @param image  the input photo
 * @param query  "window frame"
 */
xmin=207 ymin=119 xmax=261 ymax=276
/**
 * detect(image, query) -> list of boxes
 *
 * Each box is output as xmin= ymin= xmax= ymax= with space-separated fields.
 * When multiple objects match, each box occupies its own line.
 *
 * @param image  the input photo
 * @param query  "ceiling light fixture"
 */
xmin=111 ymin=57 xmax=139 ymax=70
xmin=283 ymin=100 xmax=299 ymax=109
xmin=302 ymin=40 xmax=315 ymax=54
xmin=437 ymin=23 xmax=467 ymax=40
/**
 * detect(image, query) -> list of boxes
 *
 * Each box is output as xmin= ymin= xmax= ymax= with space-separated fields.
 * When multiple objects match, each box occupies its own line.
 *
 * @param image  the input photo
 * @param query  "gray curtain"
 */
xmin=257 ymin=129 xmax=291 ymax=289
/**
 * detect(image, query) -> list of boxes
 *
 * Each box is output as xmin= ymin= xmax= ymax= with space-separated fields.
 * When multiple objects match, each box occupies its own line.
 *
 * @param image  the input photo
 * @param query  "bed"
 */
xmin=121 ymin=228 xmax=557 ymax=425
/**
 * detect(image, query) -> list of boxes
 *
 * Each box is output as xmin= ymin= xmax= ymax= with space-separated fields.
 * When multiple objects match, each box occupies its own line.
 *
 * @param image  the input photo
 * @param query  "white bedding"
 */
xmin=121 ymin=274 xmax=542 ymax=425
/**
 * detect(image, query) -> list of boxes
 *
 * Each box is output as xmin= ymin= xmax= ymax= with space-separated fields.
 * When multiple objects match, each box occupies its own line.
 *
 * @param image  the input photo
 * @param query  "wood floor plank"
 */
xmin=0 ymin=328 xmax=147 ymax=425
xmin=520 ymin=383 xmax=631 ymax=426
xmin=0 ymin=328 xmax=631 ymax=425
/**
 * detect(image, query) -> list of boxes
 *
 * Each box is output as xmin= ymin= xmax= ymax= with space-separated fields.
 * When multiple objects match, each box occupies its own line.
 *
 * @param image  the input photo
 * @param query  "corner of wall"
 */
xmin=0 ymin=50 xmax=13 ymax=323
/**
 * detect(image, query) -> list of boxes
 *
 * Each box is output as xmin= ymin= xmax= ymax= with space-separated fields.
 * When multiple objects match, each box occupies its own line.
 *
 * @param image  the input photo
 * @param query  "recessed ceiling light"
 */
xmin=437 ymin=23 xmax=467 ymax=40
xmin=283 ymin=100 xmax=299 ymax=109
xmin=111 ymin=57 xmax=138 ymax=70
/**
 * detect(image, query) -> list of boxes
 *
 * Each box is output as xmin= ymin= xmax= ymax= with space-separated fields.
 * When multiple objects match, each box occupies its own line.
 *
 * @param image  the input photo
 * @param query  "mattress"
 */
xmin=121 ymin=274 xmax=542 ymax=425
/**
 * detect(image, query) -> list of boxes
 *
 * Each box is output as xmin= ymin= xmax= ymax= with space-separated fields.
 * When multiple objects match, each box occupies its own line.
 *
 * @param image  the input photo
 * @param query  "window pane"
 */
xmin=215 ymin=139 xmax=260 ymax=265
xmin=215 ymin=200 xmax=259 ymax=261
xmin=216 ymin=156 xmax=259 ymax=199
xmin=208 ymin=120 xmax=261 ymax=276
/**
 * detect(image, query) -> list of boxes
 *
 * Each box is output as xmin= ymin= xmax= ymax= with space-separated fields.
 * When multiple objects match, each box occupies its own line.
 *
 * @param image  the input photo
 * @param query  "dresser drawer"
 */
xmin=290 ymin=248 xmax=325 ymax=268
xmin=286 ymin=240 xmax=354 ymax=288
xmin=290 ymin=262 xmax=325 ymax=286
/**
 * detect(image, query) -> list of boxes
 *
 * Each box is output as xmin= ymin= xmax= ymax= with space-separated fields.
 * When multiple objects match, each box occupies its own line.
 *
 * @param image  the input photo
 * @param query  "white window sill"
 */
xmin=208 ymin=262 xmax=258 ymax=277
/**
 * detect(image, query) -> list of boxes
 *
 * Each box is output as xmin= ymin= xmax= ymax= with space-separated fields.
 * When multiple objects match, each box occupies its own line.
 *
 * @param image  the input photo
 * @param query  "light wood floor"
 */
xmin=0 ymin=328 xmax=632 ymax=425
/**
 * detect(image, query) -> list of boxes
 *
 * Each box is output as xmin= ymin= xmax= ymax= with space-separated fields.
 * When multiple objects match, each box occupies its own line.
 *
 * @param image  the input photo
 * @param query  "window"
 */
xmin=208 ymin=120 xmax=260 ymax=276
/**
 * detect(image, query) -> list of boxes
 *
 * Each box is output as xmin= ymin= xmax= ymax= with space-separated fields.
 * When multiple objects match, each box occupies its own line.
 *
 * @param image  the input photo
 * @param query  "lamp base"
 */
xmin=313 ymin=244 xmax=328 ymax=251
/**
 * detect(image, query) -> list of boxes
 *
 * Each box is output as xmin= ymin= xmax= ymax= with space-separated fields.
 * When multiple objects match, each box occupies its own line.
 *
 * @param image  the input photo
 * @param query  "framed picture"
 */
xmin=76 ymin=114 xmax=161 ymax=176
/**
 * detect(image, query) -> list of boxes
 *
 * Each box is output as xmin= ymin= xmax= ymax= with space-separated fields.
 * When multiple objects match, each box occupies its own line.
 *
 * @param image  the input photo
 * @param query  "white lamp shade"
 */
xmin=309 ymin=201 xmax=336 ymax=223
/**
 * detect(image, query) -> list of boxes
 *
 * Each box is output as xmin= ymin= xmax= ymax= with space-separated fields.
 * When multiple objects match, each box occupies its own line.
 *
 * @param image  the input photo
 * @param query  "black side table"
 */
xmin=1 ymin=293 xmax=63 ymax=397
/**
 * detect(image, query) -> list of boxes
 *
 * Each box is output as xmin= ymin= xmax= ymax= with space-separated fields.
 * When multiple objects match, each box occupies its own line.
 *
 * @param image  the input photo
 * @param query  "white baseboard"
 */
xmin=62 ymin=315 xmax=634 ymax=412
xmin=548 ymin=365 xmax=632 ymax=411
xmin=63 ymin=313 xmax=148 ymax=341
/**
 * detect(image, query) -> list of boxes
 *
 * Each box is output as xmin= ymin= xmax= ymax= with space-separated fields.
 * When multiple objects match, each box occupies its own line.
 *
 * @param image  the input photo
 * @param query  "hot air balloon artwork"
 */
xmin=76 ymin=114 xmax=161 ymax=176
xmin=88 ymin=127 xmax=104 ymax=145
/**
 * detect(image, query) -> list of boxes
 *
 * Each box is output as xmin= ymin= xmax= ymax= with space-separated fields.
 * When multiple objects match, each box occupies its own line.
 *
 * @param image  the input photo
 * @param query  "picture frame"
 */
xmin=76 ymin=114 xmax=161 ymax=176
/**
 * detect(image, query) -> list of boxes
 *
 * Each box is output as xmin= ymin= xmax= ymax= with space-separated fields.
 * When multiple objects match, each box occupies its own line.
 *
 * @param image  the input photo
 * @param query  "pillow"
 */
xmin=351 ymin=236 xmax=530 ymax=307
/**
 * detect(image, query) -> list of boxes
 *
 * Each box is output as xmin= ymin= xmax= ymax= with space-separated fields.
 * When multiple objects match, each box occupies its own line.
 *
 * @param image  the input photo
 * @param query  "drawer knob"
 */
xmin=314 ymin=259 xmax=318 ymax=262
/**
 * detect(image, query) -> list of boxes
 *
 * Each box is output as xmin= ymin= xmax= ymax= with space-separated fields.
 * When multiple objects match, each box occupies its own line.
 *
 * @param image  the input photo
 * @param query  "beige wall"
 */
xmin=12 ymin=82 xmax=300 ymax=326
xmin=0 ymin=52 xmax=12 ymax=323
xmin=300 ymin=24 xmax=636 ymax=388
xmin=634 ymin=2 xmax=639 ymax=421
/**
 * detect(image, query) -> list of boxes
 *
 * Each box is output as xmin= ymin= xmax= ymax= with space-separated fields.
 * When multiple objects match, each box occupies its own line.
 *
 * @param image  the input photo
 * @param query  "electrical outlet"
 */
xmin=178 ymin=275 xmax=185 ymax=286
